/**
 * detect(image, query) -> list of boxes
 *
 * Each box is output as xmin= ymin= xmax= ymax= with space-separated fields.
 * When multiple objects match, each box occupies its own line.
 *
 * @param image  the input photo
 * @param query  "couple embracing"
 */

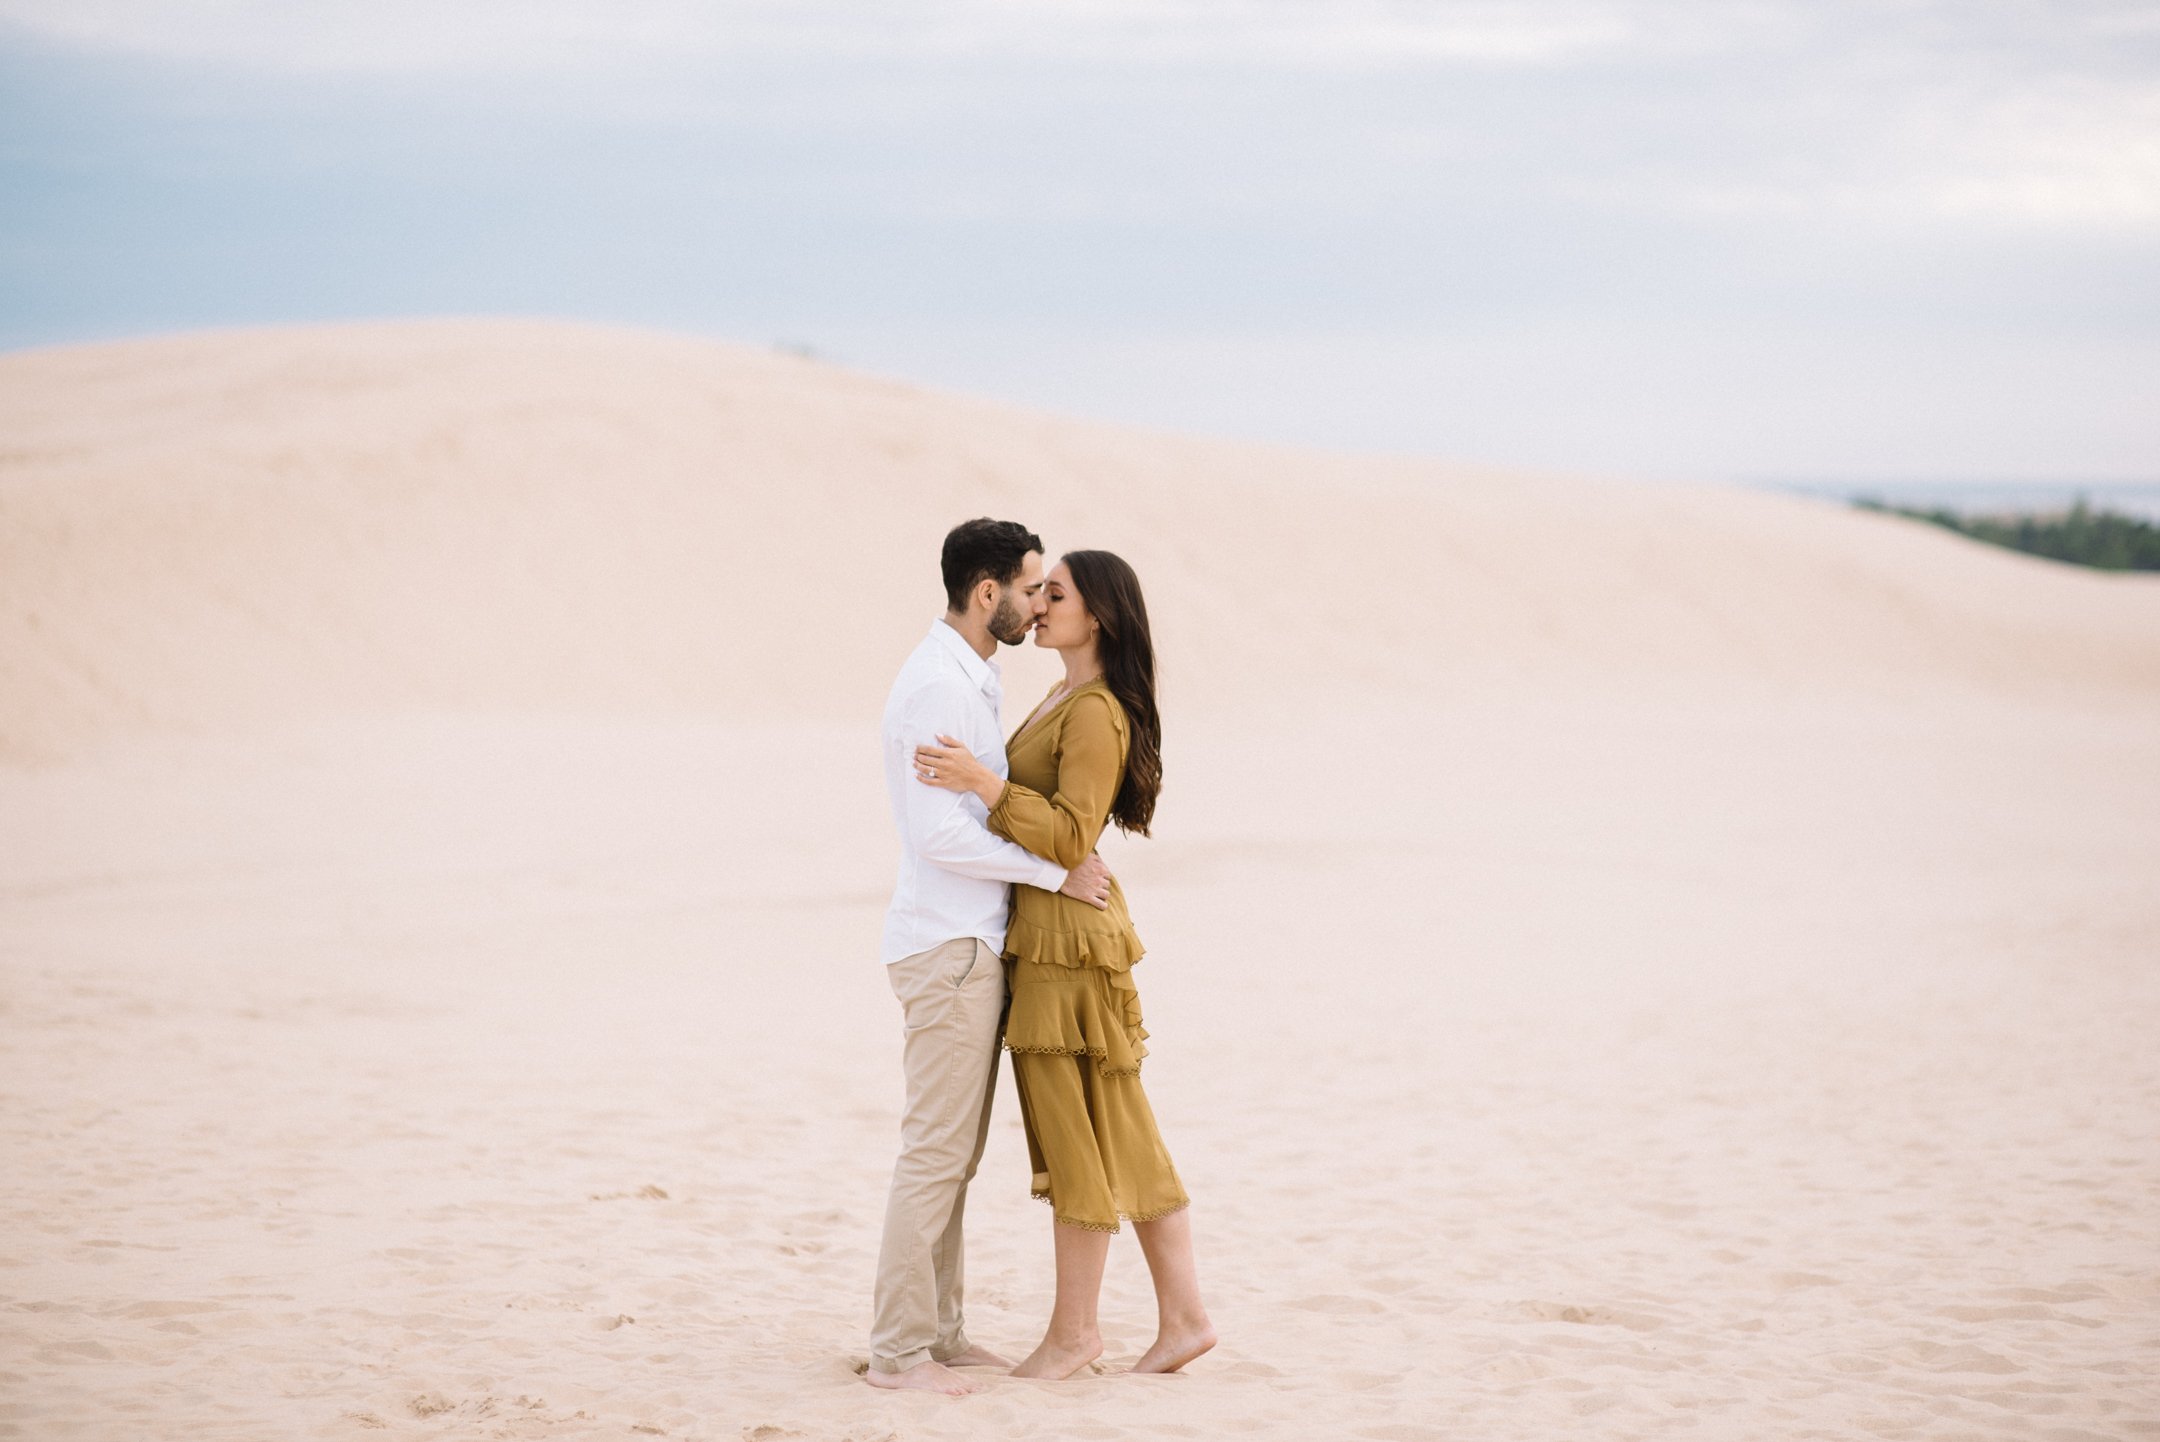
xmin=866 ymin=518 xmax=1215 ymax=1393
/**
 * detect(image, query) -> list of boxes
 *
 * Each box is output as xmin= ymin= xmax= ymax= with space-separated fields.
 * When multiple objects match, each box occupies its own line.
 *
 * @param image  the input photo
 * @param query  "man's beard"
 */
xmin=987 ymin=593 xmax=1032 ymax=646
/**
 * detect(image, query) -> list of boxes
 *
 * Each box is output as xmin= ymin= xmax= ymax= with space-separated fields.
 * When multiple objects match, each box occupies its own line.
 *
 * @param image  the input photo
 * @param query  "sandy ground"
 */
xmin=3 ymin=321 xmax=2158 ymax=1440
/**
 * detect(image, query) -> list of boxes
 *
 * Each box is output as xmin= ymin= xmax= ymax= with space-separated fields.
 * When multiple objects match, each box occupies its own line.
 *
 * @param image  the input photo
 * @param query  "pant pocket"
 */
xmin=947 ymin=946 xmax=980 ymax=989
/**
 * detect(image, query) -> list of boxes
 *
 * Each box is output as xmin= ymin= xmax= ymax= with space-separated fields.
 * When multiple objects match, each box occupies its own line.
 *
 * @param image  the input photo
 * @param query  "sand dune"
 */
xmin=5 ymin=319 xmax=2155 ymax=763
xmin=2 ymin=321 xmax=2157 ymax=1440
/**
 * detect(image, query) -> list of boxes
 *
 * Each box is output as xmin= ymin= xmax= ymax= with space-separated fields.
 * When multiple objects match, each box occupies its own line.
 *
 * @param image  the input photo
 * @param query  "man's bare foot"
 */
xmin=938 ymin=1343 xmax=1015 ymax=1369
xmin=1130 ymin=1319 xmax=1216 ymax=1374
xmin=864 ymin=1359 xmax=980 ymax=1395
xmin=1009 ymin=1329 xmax=1103 ymax=1380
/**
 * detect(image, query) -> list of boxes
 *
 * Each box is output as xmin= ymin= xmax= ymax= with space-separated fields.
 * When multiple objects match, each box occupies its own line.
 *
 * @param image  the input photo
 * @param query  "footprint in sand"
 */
xmin=1936 ymin=1302 xmax=2101 ymax=1326
xmin=1769 ymin=1271 xmax=1839 ymax=1290
xmin=1995 ymin=1283 xmax=2105 ymax=1303
xmin=1290 ymin=1294 xmax=1386 ymax=1315
xmin=121 ymin=1299 xmax=224 ymax=1320
xmin=1478 ymin=1353 xmax=1553 ymax=1384
xmin=1892 ymin=1340 xmax=2021 ymax=1375
xmin=1357 ymin=1275 xmax=1422 ymax=1295
xmin=1222 ymin=1360 xmax=1283 ymax=1379
xmin=1511 ymin=1300 xmax=1664 ymax=1332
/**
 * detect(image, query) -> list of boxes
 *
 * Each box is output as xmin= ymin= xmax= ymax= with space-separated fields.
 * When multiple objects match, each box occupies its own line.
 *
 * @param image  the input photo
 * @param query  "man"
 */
xmin=866 ymin=518 xmax=1114 ymax=1396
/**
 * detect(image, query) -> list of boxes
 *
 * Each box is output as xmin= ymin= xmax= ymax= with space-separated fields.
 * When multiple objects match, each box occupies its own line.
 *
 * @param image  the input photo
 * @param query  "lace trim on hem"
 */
xmin=1003 ymin=1042 xmax=1141 ymax=1076
xmin=1124 ymin=1199 xmax=1192 ymax=1223
xmin=1028 ymin=1191 xmax=1192 ymax=1233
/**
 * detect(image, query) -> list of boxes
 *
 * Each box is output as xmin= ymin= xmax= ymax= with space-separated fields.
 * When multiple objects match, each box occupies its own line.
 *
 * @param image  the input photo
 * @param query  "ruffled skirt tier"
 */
xmin=1002 ymin=956 xmax=1188 ymax=1232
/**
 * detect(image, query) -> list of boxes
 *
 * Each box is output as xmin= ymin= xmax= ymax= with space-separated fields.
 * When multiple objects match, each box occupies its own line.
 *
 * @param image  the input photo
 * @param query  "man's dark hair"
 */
xmin=940 ymin=518 xmax=1043 ymax=612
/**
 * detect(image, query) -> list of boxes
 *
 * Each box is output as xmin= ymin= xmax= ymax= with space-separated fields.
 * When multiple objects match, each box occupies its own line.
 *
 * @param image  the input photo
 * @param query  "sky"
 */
xmin=2 ymin=0 xmax=2156 ymax=484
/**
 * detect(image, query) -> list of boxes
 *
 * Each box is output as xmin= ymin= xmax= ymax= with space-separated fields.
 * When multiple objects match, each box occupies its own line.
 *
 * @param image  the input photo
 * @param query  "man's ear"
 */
xmin=975 ymin=577 xmax=998 ymax=614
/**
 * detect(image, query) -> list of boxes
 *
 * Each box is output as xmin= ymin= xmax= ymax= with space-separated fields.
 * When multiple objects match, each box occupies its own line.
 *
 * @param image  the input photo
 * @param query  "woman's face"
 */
xmin=1032 ymin=560 xmax=1098 ymax=651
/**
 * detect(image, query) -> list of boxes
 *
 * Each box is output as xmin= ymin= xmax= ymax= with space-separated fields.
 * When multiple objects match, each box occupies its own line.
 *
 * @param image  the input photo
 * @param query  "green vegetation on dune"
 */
xmin=1855 ymin=497 xmax=2160 ymax=572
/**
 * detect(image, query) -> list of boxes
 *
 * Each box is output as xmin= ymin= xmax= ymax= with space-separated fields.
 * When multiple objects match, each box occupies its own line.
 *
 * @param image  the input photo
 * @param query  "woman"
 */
xmin=913 ymin=550 xmax=1216 ymax=1380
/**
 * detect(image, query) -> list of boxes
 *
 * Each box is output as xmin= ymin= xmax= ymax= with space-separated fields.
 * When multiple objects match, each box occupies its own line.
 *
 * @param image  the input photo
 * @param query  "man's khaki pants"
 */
xmin=869 ymin=936 xmax=1004 ymax=1374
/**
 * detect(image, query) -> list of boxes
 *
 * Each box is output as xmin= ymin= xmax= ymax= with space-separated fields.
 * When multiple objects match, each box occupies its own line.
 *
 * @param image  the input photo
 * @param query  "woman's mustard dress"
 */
xmin=988 ymin=679 xmax=1189 ymax=1233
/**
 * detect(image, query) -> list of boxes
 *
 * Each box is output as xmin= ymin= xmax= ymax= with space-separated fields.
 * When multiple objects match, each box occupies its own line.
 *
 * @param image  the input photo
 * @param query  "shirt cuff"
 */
xmin=1034 ymin=859 xmax=1067 ymax=892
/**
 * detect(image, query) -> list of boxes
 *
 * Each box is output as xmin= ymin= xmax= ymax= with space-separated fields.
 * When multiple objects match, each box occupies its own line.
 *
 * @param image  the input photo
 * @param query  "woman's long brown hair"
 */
xmin=1063 ymin=549 xmax=1161 ymax=836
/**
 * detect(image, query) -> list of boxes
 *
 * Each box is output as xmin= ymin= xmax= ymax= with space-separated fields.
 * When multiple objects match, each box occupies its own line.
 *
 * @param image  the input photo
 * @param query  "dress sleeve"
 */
xmin=890 ymin=678 xmax=1068 ymax=891
xmin=987 ymin=691 xmax=1126 ymax=869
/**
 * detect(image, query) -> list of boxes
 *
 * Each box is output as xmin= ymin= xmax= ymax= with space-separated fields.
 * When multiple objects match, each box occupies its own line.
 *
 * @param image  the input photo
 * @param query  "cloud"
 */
xmin=0 ymin=0 xmax=1649 ymax=73
xmin=1556 ymin=69 xmax=2160 ymax=233
xmin=7 ymin=0 xmax=2155 ymax=242
xmin=1931 ymin=84 xmax=2160 ymax=229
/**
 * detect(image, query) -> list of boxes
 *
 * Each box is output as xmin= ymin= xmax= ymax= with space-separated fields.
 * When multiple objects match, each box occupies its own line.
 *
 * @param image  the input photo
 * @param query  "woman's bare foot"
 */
xmin=939 ymin=1343 xmax=1015 ymax=1369
xmin=1130 ymin=1318 xmax=1216 ymax=1374
xmin=1009 ymin=1328 xmax=1103 ymax=1379
xmin=863 ymin=1359 xmax=980 ymax=1395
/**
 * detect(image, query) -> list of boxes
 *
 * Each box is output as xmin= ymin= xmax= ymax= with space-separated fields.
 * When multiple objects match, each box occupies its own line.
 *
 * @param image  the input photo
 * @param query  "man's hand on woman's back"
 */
xmin=1059 ymin=853 xmax=1112 ymax=909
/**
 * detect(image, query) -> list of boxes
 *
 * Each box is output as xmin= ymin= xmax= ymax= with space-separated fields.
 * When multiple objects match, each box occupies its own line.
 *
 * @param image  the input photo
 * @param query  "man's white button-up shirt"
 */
xmin=880 ymin=619 xmax=1068 ymax=965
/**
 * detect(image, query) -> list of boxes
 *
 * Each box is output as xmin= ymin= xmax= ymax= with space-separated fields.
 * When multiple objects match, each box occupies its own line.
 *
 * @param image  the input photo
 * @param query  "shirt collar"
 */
xmin=930 ymin=618 xmax=1001 ymax=700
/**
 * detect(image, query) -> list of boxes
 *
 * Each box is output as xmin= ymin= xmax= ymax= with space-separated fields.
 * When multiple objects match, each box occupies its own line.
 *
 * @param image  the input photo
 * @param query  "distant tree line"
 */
xmin=1855 ymin=497 xmax=2160 ymax=572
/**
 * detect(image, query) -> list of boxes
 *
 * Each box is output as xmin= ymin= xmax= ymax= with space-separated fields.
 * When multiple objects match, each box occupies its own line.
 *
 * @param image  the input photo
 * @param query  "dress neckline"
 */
xmin=1010 ymin=677 xmax=1107 ymax=749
